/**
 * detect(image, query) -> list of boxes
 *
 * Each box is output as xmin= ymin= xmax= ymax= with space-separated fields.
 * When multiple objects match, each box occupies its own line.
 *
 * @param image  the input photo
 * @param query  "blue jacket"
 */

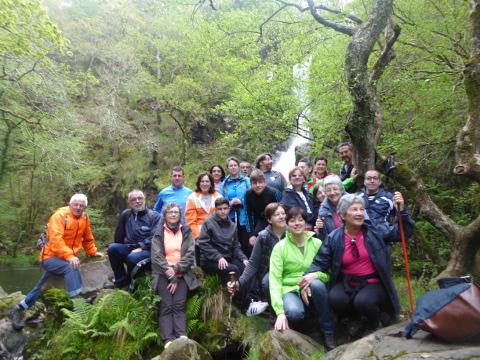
xmin=219 ymin=174 xmax=251 ymax=230
xmin=306 ymin=212 xmax=415 ymax=315
xmin=281 ymin=187 xmax=315 ymax=226
xmin=153 ymin=185 xmax=193 ymax=221
xmin=357 ymin=187 xmax=396 ymax=226
xmin=316 ymin=198 xmax=341 ymax=240
xmin=113 ymin=208 xmax=161 ymax=251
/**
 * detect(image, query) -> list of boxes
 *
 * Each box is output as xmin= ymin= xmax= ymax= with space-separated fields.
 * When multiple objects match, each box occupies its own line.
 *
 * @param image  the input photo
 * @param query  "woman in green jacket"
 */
xmin=269 ymin=207 xmax=336 ymax=350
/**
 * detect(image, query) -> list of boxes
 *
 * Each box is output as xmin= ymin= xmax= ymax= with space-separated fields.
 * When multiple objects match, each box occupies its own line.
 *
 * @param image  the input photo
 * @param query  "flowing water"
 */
xmin=273 ymin=60 xmax=311 ymax=177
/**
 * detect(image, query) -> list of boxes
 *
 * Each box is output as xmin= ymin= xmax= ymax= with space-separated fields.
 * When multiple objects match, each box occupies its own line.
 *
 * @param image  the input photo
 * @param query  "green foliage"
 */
xmin=42 ymin=289 xmax=161 ymax=360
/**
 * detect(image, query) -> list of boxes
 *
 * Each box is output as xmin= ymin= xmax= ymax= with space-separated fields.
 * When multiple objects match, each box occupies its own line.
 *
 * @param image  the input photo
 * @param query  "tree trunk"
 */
xmin=345 ymin=0 xmax=393 ymax=174
xmin=454 ymin=0 xmax=480 ymax=181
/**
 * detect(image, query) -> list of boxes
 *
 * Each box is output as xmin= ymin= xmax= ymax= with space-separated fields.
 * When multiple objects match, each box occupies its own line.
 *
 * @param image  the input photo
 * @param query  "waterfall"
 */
xmin=273 ymin=59 xmax=311 ymax=180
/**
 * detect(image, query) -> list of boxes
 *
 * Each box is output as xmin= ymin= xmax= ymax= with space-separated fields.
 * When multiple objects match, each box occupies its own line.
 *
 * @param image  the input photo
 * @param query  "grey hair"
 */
xmin=128 ymin=189 xmax=145 ymax=200
xmin=337 ymin=194 xmax=365 ymax=219
xmin=70 ymin=193 xmax=88 ymax=206
xmin=323 ymin=175 xmax=344 ymax=190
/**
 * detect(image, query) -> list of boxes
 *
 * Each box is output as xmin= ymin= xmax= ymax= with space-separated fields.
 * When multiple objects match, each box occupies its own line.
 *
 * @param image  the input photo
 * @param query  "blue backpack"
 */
xmin=404 ymin=276 xmax=480 ymax=342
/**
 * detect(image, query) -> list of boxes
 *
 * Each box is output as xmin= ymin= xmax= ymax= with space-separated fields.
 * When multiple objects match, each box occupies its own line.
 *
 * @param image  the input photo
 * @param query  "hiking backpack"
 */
xmin=36 ymin=215 xmax=69 ymax=250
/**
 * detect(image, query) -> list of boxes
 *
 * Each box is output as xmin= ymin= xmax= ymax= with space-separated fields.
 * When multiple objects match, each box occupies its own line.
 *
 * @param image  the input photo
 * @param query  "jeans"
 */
xmin=107 ymin=243 xmax=151 ymax=285
xmin=283 ymin=279 xmax=334 ymax=333
xmin=20 ymin=257 xmax=83 ymax=309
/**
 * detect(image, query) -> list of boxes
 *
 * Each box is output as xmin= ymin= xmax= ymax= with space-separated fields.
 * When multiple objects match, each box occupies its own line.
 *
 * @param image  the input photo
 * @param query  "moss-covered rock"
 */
xmin=257 ymin=329 xmax=324 ymax=360
xmin=153 ymin=338 xmax=212 ymax=360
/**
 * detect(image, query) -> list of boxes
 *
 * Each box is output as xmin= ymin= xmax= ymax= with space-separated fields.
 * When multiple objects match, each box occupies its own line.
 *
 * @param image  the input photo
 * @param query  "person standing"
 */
xmin=254 ymin=153 xmax=287 ymax=194
xmin=245 ymin=169 xmax=281 ymax=247
xmin=151 ymin=203 xmax=199 ymax=348
xmin=219 ymin=157 xmax=252 ymax=256
xmin=8 ymin=194 xmax=104 ymax=331
xmin=153 ymin=166 xmax=192 ymax=221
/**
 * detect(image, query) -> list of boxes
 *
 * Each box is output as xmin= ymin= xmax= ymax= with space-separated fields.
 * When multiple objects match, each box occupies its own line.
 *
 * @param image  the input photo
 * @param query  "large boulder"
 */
xmin=259 ymin=329 xmax=323 ymax=360
xmin=0 ymin=286 xmax=7 ymax=297
xmin=324 ymin=322 xmax=480 ymax=360
xmin=0 ymin=292 xmax=24 ymax=317
xmin=44 ymin=258 xmax=113 ymax=294
xmin=0 ymin=318 xmax=31 ymax=359
xmin=152 ymin=338 xmax=212 ymax=360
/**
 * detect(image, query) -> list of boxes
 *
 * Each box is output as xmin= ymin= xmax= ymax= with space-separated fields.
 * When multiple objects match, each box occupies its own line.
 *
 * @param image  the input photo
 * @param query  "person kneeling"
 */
xmin=151 ymin=203 xmax=199 ymax=348
xmin=269 ymin=207 xmax=335 ymax=351
xmin=198 ymin=197 xmax=248 ymax=282
xmin=302 ymin=193 xmax=414 ymax=338
xmin=227 ymin=203 xmax=286 ymax=316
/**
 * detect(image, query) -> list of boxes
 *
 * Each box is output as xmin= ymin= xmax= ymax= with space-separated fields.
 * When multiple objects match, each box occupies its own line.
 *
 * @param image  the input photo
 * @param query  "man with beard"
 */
xmin=106 ymin=189 xmax=161 ymax=289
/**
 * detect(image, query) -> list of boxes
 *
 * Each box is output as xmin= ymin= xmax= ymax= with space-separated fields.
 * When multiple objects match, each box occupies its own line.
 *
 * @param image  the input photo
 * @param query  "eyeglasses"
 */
xmin=350 ymin=238 xmax=359 ymax=259
xmin=365 ymin=176 xmax=380 ymax=181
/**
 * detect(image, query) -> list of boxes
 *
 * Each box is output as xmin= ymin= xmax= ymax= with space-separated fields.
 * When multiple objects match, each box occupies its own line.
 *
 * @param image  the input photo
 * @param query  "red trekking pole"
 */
xmin=397 ymin=203 xmax=415 ymax=315
xmin=386 ymin=153 xmax=415 ymax=315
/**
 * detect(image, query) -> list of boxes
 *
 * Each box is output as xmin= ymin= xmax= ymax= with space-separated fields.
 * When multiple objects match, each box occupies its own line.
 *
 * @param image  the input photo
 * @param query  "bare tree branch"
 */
xmin=306 ymin=0 xmax=355 ymax=36
xmin=369 ymin=21 xmax=401 ymax=84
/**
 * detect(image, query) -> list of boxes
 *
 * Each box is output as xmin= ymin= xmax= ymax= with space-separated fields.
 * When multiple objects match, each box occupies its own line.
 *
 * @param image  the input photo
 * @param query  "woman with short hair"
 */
xmin=301 ymin=193 xmax=414 ymax=336
xmin=281 ymin=167 xmax=315 ymax=230
xmin=316 ymin=175 xmax=345 ymax=240
xmin=151 ymin=203 xmax=199 ymax=348
xmin=269 ymin=207 xmax=335 ymax=350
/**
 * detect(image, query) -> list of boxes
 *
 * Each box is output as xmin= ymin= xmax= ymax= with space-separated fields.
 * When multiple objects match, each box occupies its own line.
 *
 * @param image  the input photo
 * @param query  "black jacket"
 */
xmin=198 ymin=214 xmax=247 ymax=264
xmin=281 ymin=187 xmax=315 ymax=226
xmin=238 ymin=225 xmax=282 ymax=287
xmin=245 ymin=186 xmax=281 ymax=236
xmin=306 ymin=213 xmax=415 ymax=315
xmin=113 ymin=208 xmax=161 ymax=250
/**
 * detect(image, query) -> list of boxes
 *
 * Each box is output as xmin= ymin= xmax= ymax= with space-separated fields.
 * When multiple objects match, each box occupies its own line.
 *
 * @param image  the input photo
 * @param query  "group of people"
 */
xmin=8 ymin=142 xmax=414 ymax=352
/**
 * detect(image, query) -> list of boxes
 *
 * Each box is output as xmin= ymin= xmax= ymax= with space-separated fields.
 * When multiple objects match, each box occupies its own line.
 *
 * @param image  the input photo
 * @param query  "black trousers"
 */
xmin=201 ymin=258 xmax=245 ymax=283
xmin=157 ymin=275 xmax=188 ymax=342
xmin=329 ymin=281 xmax=387 ymax=325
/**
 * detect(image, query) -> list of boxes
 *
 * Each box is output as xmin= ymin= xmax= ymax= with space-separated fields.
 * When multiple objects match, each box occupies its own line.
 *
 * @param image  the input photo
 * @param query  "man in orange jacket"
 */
xmin=8 ymin=194 xmax=104 ymax=331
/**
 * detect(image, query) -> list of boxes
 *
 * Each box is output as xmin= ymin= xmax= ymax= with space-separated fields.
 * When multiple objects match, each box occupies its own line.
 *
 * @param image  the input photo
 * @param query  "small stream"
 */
xmin=0 ymin=267 xmax=40 ymax=294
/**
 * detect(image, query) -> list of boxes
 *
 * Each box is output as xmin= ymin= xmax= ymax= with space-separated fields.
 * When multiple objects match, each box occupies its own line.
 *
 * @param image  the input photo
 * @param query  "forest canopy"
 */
xmin=0 ymin=0 xmax=478 ymax=278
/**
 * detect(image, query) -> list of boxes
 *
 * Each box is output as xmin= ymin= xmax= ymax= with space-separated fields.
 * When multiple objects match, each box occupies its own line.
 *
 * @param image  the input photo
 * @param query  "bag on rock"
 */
xmin=404 ymin=276 xmax=480 ymax=342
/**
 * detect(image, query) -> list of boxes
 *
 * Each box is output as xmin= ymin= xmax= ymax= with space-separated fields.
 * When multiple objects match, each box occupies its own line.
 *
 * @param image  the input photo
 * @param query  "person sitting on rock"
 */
xmin=269 ymin=207 xmax=336 ymax=351
xmin=151 ymin=202 xmax=199 ymax=349
xmin=301 ymin=193 xmax=414 ymax=339
xmin=198 ymin=197 xmax=249 ymax=282
xmin=227 ymin=203 xmax=286 ymax=316
xmin=8 ymin=194 xmax=104 ymax=331
xmin=106 ymin=189 xmax=161 ymax=289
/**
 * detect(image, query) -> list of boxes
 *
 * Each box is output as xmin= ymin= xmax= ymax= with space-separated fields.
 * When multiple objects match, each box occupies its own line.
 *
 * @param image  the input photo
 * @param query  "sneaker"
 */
xmin=8 ymin=308 xmax=25 ymax=331
xmin=246 ymin=301 xmax=269 ymax=317
xmin=178 ymin=335 xmax=188 ymax=340
xmin=323 ymin=333 xmax=336 ymax=352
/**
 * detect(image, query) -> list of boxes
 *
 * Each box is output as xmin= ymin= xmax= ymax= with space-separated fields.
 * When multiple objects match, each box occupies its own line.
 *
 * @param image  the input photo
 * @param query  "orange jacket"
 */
xmin=41 ymin=206 xmax=97 ymax=261
xmin=185 ymin=191 xmax=222 ymax=239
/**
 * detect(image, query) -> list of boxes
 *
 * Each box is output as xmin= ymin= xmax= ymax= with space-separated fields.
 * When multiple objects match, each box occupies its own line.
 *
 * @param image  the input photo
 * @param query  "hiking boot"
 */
xmin=8 ymin=308 xmax=25 ymax=331
xmin=246 ymin=301 xmax=269 ymax=317
xmin=323 ymin=333 xmax=336 ymax=352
